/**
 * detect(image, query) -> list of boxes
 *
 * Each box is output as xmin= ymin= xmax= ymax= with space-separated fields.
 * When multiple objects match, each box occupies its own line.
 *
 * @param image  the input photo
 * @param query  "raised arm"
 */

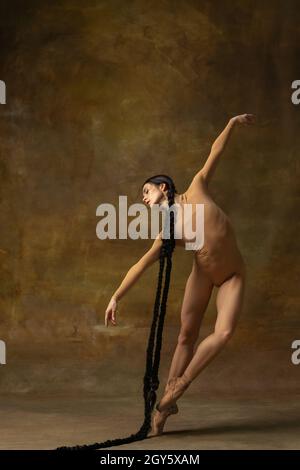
xmin=105 ymin=233 xmax=163 ymax=326
xmin=193 ymin=114 xmax=255 ymax=185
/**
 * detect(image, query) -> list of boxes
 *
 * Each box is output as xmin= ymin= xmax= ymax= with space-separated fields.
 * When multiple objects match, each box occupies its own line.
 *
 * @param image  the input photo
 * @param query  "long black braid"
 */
xmin=57 ymin=175 xmax=177 ymax=451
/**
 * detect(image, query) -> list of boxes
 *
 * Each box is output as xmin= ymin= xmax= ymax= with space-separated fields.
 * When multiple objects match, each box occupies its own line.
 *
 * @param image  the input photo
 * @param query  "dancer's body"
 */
xmin=105 ymin=113 xmax=255 ymax=435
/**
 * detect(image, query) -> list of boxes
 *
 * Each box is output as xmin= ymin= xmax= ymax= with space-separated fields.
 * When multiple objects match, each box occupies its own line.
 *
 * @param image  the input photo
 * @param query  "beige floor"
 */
xmin=0 ymin=393 xmax=299 ymax=450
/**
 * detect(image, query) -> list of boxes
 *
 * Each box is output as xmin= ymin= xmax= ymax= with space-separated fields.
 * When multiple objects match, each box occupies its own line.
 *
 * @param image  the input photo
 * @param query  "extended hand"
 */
xmin=105 ymin=296 xmax=118 ymax=327
xmin=231 ymin=114 xmax=256 ymax=125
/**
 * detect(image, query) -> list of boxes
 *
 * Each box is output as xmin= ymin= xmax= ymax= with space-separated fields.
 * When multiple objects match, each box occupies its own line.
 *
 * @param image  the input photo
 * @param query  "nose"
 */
xmin=143 ymin=196 xmax=149 ymax=205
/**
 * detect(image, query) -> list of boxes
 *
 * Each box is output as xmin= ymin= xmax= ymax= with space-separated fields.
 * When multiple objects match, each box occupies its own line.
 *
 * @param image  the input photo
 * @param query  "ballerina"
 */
xmin=105 ymin=113 xmax=255 ymax=437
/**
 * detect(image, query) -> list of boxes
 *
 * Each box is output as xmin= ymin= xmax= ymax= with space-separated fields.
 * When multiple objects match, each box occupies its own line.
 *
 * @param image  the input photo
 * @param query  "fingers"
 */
xmin=232 ymin=114 xmax=256 ymax=125
xmin=104 ymin=309 xmax=117 ymax=327
xmin=104 ymin=297 xmax=119 ymax=327
xmin=105 ymin=309 xmax=111 ymax=327
xmin=111 ymin=303 xmax=117 ymax=325
xmin=245 ymin=113 xmax=256 ymax=124
xmin=105 ymin=310 xmax=109 ymax=327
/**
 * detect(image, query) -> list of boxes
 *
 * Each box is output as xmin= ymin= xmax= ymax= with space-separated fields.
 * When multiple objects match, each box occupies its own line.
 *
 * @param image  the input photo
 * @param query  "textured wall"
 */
xmin=0 ymin=0 xmax=299 ymax=395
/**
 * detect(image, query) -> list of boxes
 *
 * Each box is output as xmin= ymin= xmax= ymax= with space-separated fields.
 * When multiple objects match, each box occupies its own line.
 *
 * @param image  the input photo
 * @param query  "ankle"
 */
xmin=180 ymin=372 xmax=192 ymax=386
xmin=164 ymin=376 xmax=176 ymax=392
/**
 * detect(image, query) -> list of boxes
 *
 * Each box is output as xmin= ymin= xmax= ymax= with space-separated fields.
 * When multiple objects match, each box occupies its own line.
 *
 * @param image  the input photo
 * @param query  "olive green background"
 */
xmin=0 ymin=0 xmax=299 ymax=396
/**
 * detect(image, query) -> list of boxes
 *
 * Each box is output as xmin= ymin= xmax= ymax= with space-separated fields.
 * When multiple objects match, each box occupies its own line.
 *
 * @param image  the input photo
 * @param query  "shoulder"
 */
xmin=185 ymin=170 xmax=208 ymax=196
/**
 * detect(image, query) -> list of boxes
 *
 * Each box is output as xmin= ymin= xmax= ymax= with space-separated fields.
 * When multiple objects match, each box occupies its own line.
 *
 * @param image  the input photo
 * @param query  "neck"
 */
xmin=161 ymin=194 xmax=180 ymax=207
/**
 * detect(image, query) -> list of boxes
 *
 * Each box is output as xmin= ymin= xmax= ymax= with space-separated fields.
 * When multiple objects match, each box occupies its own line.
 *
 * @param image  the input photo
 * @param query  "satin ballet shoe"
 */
xmin=156 ymin=373 xmax=192 ymax=413
xmin=160 ymin=377 xmax=179 ymax=414
xmin=150 ymin=402 xmax=179 ymax=436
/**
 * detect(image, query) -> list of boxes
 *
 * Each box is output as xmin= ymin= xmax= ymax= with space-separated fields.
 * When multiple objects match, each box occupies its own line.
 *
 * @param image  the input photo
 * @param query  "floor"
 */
xmin=1 ymin=393 xmax=300 ymax=450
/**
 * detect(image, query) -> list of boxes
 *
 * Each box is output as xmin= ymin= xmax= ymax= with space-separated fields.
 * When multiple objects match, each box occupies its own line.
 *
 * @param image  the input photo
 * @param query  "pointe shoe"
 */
xmin=160 ymin=377 xmax=179 ymax=414
xmin=151 ymin=402 xmax=179 ymax=436
xmin=156 ymin=374 xmax=192 ymax=413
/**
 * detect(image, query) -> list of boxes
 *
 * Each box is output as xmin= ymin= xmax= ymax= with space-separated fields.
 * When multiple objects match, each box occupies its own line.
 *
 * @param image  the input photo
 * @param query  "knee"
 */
xmin=177 ymin=330 xmax=198 ymax=346
xmin=214 ymin=328 xmax=234 ymax=345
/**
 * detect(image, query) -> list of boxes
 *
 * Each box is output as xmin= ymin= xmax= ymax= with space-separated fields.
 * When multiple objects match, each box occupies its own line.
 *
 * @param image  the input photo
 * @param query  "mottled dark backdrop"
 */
xmin=0 ymin=0 xmax=299 ymax=396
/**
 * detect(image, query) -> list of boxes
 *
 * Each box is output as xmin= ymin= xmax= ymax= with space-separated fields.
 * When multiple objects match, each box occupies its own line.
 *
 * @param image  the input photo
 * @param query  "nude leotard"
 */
xmin=170 ymin=175 xmax=246 ymax=287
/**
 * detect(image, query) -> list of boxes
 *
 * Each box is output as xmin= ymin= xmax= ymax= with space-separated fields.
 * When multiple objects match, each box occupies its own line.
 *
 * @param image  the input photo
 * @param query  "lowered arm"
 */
xmin=112 ymin=233 xmax=163 ymax=301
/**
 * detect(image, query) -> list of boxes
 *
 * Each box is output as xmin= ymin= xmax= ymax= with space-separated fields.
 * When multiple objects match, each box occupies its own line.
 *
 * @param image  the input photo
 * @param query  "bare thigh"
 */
xmin=215 ymin=269 xmax=246 ymax=336
xmin=178 ymin=260 xmax=214 ymax=344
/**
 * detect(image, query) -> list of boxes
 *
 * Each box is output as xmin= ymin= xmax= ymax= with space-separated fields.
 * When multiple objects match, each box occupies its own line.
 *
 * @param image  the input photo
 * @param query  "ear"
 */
xmin=160 ymin=183 xmax=167 ymax=192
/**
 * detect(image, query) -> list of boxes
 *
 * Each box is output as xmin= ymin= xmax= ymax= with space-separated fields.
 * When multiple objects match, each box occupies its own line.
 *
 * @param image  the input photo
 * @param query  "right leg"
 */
xmin=166 ymin=260 xmax=214 ymax=383
xmin=151 ymin=262 xmax=213 ymax=435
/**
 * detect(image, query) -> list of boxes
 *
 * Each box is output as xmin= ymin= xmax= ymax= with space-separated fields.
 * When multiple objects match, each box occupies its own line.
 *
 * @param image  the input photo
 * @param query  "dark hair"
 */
xmin=57 ymin=175 xmax=177 ymax=450
xmin=142 ymin=173 xmax=178 ymax=196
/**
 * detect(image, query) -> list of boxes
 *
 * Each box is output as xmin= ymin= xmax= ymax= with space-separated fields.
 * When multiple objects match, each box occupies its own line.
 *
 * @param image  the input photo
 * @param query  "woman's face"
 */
xmin=142 ymin=182 xmax=166 ymax=207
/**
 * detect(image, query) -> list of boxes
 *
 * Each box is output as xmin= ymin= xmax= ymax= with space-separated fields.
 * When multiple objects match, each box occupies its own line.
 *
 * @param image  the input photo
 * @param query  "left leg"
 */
xmin=183 ymin=269 xmax=246 ymax=381
xmin=157 ymin=268 xmax=246 ymax=411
